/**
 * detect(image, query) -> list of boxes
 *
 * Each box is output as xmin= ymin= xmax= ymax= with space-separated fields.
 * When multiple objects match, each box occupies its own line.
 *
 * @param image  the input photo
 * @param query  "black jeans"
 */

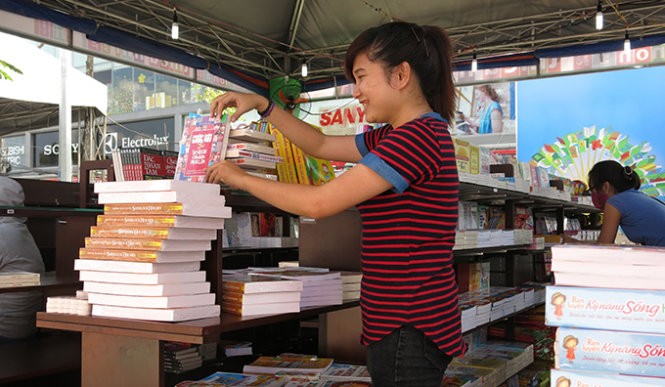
xmin=366 ymin=326 xmax=452 ymax=387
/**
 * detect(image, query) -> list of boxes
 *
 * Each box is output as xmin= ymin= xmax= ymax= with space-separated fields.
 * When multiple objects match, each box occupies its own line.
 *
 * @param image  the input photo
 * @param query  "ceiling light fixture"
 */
xmin=471 ymin=53 xmax=478 ymax=72
xmin=595 ymin=0 xmax=604 ymax=30
xmin=171 ymin=7 xmax=179 ymax=40
xmin=624 ymin=30 xmax=631 ymax=53
xmin=301 ymin=62 xmax=308 ymax=78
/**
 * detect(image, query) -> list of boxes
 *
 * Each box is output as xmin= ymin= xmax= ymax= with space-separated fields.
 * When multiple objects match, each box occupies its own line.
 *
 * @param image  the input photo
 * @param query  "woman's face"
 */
xmin=352 ymin=52 xmax=397 ymax=124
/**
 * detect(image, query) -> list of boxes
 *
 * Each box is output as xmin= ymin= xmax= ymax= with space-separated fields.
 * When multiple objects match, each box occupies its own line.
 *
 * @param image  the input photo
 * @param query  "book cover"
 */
xmin=242 ymin=353 xmax=334 ymax=375
xmin=91 ymin=303 xmax=220 ymax=322
xmin=229 ymin=128 xmax=276 ymax=143
xmin=137 ymin=147 xmax=165 ymax=179
xmin=174 ymin=113 xmax=231 ymax=182
xmin=290 ymin=141 xmax=311 ymax=185
xmin=90 ymin=225 xmax=217 ymax=241
xmin=102 ymin=202 xmax=230 ymax=219
xmin=546 ymin=285 xmax=665 ymax=334
xmin=162 ymin=150 xmax=179 ymax=179
xmin=87 ymin=292 xmax=216 ymax=309
xmin=179 ymin=371 xmax=285 ymax=386
xmin=78 ymin=270 xmax=206 ymax=285
xmin=550 ymin=369 xmax=665 ymax=387
xmin=221 ymin=300 xmax=300 ymax=316
xmin=225 ymin=149 xmax=283 ymax=163
xmin=96 ymin=215 xmax=225 ymax=230
xmin=83 ymin=280 xmax=210 ymax=297
xmin=555 ymin=326 xmax=665 ymax=377
xmin=270 ymin=126 xmax=298 ymax=183
xmin=84 ymin=237 xmax=212 ymax=252
xmin=74 ymin=259 xmax=200 ymax=274
xmin=320 ymin=363 xmax=371 ymax=382
xmin=78 ymin=248 xmax=205 ymax=263
xmin=305 ymin=155 xmax=336 ymax=186
xmin=222 ymin=274 xmax=304 ymax=294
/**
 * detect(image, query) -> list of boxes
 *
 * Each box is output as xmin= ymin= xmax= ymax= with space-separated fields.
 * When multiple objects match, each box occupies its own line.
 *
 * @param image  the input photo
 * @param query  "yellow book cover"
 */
xmin=270 ymin=127 xmax=298 ymax=183
xmin=290 ymin=141 xmax=311 ymax=185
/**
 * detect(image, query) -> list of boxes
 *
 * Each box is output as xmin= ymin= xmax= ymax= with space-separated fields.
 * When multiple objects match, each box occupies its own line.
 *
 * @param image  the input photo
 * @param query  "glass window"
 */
xmin=32 ymin=131 xmax=79 ymax=168
xmin=1 ymin=135 xmax=27 ymax=169
xmin=106 ymin=118 xmax=176 ymax=155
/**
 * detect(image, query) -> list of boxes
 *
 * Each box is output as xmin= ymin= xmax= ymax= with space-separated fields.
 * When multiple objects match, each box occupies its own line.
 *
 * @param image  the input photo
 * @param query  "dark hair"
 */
xmin=344 ymin=21 xmax=455 ymax=122
xmin=588 ymin=160 xmax=641 ymax=192
xmin=478 ymin=84 xmax=500 ymax=102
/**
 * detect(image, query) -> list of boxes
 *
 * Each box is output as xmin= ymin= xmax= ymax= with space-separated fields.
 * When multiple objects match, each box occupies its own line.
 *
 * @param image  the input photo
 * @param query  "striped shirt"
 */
xmin=354 ymin=113 xmax=465 ymax=357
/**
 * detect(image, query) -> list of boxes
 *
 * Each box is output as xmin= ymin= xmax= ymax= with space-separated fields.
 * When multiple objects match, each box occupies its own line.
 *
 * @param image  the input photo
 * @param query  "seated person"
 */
xmin=0 ymin=176 xmax=45 ymax=341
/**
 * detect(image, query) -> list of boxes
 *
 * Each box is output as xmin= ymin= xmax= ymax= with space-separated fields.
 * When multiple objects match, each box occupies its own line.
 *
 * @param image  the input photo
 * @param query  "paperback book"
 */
xmin=83 ymin=280 xmax=210 ymax=297
xmin=242 ymin=353 xmax=334 ymax=376
xmin=74 ymin=259 xmax=200 ymax=274
xmin=92 ymin=303 xmax=220 ymax=322
xmin=174 ymin=113 xmax=231 ymax=182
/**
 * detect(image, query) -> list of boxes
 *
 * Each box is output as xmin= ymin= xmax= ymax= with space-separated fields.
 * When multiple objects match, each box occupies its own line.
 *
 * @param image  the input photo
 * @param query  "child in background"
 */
xmin=206 ymin=21 xmax=464 ymax=386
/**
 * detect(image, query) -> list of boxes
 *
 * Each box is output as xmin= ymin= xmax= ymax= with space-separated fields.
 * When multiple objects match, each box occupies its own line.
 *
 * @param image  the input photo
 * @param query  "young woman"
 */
xmin=206 ymin=21 xmax=465 ymax=386
xmin=470 ymin=84 xmax=503 ymax=134
xmin=565 ymin=160 xmax=665 ymax=246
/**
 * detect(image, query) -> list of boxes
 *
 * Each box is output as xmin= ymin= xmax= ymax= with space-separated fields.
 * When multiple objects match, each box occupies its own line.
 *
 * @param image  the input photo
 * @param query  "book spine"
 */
xmin=290 ymin=142 xmax=311 ymax=185
xmin=90 ymin=226 xmax=171 ymax=239
xmin=85 ymin=237 xmax=165 ymax=250
xmin=79 ymin=248 xmax=158 ymax=262
xmin=97 ymin=215 xmax=177 ymax=227
xmin=103 ymin=203 xmax=186 ymax=215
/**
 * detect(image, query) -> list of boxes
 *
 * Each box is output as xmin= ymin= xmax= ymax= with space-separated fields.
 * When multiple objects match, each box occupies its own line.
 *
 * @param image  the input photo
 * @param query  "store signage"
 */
xmin=42 ymin=143 xmax=79 ymax=156
xmin=0 ymin=10 xmax=70 ymax=45
xmin=1 ymin=145 xmax=25 ymax=166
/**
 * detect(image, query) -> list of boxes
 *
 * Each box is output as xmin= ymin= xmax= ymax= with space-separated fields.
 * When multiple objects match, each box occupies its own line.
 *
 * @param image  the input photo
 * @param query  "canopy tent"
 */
xmin=0 ymin=31 xmax=107 ymax=137
xmin=1 ymin=0 xmax=665 ymax=96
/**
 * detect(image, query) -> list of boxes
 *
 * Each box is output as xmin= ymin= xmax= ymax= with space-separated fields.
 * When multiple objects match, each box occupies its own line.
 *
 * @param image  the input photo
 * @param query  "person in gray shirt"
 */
xmin=0 ymin=176 xmax=45 ymax=341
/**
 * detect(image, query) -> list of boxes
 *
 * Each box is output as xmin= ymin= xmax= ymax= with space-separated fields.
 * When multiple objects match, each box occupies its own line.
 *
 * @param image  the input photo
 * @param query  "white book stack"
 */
xmin=221 ymin=273 xmax=303 ymax=316
xmin=76 ymin=180 xmax=231 ymax=322
xmin=227 ymin=128 xmax=279 ymax=174
xmin=545 ymin=244 xmax=665 ymax=385
xmin=250 ymin=268 xmax=343 ymax=308
xmin=340 ymin=271 xmax=362 ymax=301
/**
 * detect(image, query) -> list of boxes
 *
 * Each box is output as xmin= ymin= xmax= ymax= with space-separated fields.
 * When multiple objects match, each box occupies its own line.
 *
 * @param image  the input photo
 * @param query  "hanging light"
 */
xmin=595 ymin=0 xmax=604 ymax=30
xmin=471 ymin=53 xmax=478 ymax=72
xmin=624 ymin=30 xmax=631 ymax=53
xmin=171 ymin=7 xmax=179 ymax=40
xmin=301 ymin=62 xmax=308 ymax=78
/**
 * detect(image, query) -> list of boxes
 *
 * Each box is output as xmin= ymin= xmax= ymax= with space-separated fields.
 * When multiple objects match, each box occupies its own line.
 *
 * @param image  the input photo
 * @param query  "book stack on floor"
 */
xmin=546 ymin=244 xmax=665 ymax=386
xmin=249 ymin=268 xmax=343 ymax=309
xmin=444 ymin=341 xmax=534 ymax=387
xmin=340 ymin=271 xmax=362 ymax=301
xmin=74 ymin=180 xmax=230 ymax=322
xmin=0 ymin=271 xmax=40 ymax=288
xmin=221 ymin=272 xmax=303 ymax=316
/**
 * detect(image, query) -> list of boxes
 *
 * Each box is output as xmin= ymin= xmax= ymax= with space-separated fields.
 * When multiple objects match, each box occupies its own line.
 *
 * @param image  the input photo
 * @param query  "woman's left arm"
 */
xmin=490 ymin=108 xmax=503 ymax=133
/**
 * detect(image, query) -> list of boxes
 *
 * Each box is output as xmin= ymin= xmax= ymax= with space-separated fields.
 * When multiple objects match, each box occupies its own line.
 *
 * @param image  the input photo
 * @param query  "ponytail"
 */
xmin=588 ymin=160 xmax=641 ymax=192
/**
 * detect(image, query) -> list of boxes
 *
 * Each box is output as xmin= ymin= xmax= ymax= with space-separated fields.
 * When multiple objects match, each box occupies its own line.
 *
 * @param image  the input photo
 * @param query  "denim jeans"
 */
xmin=366 ymin=325 xmax=452 ymax=387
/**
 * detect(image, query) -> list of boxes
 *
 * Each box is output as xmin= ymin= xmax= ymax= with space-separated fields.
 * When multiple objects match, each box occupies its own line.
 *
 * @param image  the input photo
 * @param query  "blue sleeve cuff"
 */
xmin=355 ymin=134 xmax=369 ymax=156
xmin=360 ymin=152 xmax=409 ymax=193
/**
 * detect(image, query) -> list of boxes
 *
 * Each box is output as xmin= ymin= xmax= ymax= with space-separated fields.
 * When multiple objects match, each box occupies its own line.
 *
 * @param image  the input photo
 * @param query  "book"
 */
xmin=229 ymin=157 xmax=277 ymax=171
xmin=546 ymin=285 xmax=665 ymax=334
xmin=94 ymin=180 xmax=221 ymax=195
xmin=163 ymin=150 xmax=179 ymax=179
xmin=222 ymin=274 xmax=304 ymax=294
xmin=102 ymin=202 xmax=231 ymax=219
xmin=242 ymin=353 xmax=334 ymax=375
xmin=320 ymin=363 xmax=371 ymax=382
xmin=175 ymin=113 xmax=231 ymax=182
xmin=554 ymin=326 xmax=665 ymax=377
xmin=227 ymin=142 xmax=276 ymax=155
xmin=79 ymin=248 xmax=205 ymax=263
xmin=46 ymin=295 xmax=91 ymax=316
xmin=91 ymin=303 xmax=220 ymax=322
xmin=553 ymin=271 xmax=665 ymax=290
xmin=97 ymin=190 xmax=226 ymax=206
xmin=83 ymin=280 xmax=210 ymax=296
xmin=225 ymin=149 xmax=283 ymax=163
xmin=74 ymin=259 xmax=200 ymax=273
xmin=222 ymin=300 xmax=300 ymax=316
xmin=552 ymin=259 xmax=664 ymax=279
xmin=550 ymin=369 xmax=665 ymax=387
xmin=87 ymin=292 xmax=216 ymax=308
xmin=219 ymin=340 xmax=253 ymax=357
xmin=137 ymin=147 xmax=166 ymax=179
xmin=0 ymin=271 xmax=41 ymax=288
xmin=229 ymin=128 xmax=275 ymax=143
xmin=84 ymin=237 xmax=212 ymax=252
xmin=176 ymin=371 xmax=286 ymax=386
xmin=552 ymin=244 xmax=665 ymax=266
xmin=78 ymin=270 xmax=206 ymax=284
xmin=223 ymin=290 xmax=301 ymax=305
xmin=96 ymin=215 xmax=225 ymax=230
xmin=90 ymin=226 xmax=217 ymax=241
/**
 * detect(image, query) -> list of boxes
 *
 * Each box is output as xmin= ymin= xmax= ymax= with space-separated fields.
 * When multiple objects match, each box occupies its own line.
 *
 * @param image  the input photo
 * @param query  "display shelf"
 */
xmin=453 ymin=244 xmax=531 ymax=257
xmin=0 ymin=206 xmax=102 ymax=217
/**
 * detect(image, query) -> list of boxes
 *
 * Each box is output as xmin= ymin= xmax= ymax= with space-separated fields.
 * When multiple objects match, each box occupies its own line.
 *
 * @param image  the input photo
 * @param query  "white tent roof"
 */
xmin=0 ymin=31 xmax=107 ymax=115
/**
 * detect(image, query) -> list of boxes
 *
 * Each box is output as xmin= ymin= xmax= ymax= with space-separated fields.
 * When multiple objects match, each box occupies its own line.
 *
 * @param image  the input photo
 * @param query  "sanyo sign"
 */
xmin=304 ymin=98 xmax=368 ymax=136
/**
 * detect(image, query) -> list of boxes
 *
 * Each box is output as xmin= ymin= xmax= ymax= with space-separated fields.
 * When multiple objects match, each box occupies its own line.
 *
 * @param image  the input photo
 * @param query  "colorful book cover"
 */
xmin=546 ymin=285 xmax=665 ymax=334
xmin=555 ymin=326 xmax=665 ymax=377
xmin=550 ymin=369 xmax=665 ymax=387
xmin=174 ymin=113 xmax=230 ymax=182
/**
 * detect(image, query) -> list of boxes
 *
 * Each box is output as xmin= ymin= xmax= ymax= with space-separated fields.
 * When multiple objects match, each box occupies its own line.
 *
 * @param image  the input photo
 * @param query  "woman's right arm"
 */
xmin=211 ymin=92 xmax=362 ymax=163
xmin=596 ymin=203 xmax=621 ymax=244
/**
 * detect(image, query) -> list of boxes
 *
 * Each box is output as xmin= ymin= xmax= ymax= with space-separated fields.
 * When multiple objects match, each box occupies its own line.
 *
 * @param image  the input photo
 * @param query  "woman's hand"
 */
xmin=210 ymin=92 xmax=269 ymax=122
xmin=205 ymin=160 xmax=248 ymax=189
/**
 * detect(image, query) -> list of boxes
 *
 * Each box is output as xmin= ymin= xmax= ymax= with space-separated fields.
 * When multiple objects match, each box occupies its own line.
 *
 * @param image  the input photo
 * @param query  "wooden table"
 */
xmin=36 ymin=312 xmax=221 ymax=387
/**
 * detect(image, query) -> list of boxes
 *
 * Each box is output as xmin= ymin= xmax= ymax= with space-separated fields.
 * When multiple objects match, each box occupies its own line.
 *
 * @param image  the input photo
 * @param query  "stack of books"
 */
xmin=163 ymin=342 xmax=203 ymax=374
xmin=340 ymin=271 xmax=362 ymax=301
xmin=0 ymin=271 xmax=40 ymax=288
xmin=75 ymin=180 xmax=230 ymax=322
xmin=242 ymin=352 xmax=334 ymax=378
xmin=545 ymin=244 xmax=665 ymax=385
xmin=46 ymin=291 xmax=91 ymax=316
xmin=227 ymin=126 xmax=279 ymax=176
xmin=249 ymin=268 xmax=343 ymax=309
xmin=221 ymin=273 xmax=303 ymax=316
xmin=319 ymin=362 xmax=371 ymax=383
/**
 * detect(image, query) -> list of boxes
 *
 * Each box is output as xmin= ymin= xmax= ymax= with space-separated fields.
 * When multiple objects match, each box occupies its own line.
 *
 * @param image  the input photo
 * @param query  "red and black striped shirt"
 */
xmin=354 ymin=113 xmax=465 ymax=357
